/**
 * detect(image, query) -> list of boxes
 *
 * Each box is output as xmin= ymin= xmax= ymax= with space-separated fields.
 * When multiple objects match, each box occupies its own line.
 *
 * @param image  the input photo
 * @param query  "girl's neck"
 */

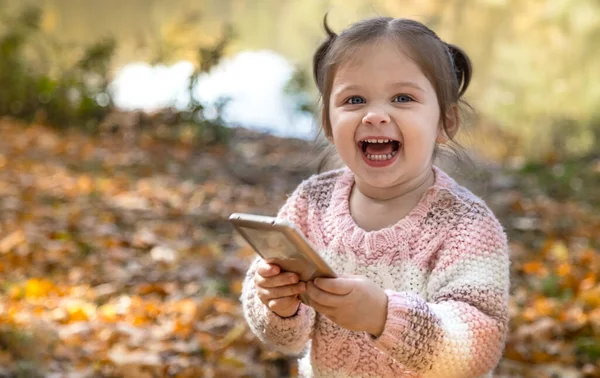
xmin=348 ymin=167 xmax=436 ymax=232
xmin=353 ymin=167 xmax=435 ymax=204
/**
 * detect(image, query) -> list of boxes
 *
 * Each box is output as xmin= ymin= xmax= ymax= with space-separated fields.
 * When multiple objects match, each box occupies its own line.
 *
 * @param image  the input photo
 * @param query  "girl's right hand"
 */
xmin=254 ymin=261 xmax=307 ymax=318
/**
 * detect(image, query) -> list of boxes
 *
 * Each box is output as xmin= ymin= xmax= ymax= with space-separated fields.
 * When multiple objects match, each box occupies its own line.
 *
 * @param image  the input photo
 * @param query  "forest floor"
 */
xmin=0 ymin=119 xmax=598 ymax=377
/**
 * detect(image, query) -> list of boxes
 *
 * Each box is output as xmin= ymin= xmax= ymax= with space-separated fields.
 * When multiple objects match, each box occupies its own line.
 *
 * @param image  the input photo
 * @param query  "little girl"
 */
xmin=241 ymin=16 xmax=510 ymax=378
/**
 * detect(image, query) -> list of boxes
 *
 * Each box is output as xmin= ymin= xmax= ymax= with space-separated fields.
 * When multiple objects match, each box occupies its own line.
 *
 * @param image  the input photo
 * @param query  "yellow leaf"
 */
xmin=98 ymin=304 xmax=118 ymax=322
xmin=65 ymin=301 xmax=96 ymax=322
xmin=24 ymin=278 xmax=57 ymax=299
xmin=68 ymin=308 xmax=89 ymax=322
xmin=549 ymin=241 xmax=569 ymax=262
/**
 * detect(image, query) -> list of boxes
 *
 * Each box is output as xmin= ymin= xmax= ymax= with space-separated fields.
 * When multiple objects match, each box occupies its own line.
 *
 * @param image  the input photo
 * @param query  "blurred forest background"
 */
xmin=0 ymin=0 xmax=598 ymax=377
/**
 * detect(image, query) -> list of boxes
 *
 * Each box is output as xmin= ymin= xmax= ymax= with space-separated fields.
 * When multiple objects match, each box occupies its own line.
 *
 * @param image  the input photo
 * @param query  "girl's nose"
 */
xmin=362 ymin=109 xmax=390 ymax=125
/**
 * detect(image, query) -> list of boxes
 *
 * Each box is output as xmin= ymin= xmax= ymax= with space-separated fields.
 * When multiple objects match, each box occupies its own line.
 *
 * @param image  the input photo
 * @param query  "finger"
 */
xmin=313 ymin=277 xmax=355 ymax=295
xmin=255 ymin=272 xmax=299 ymax=288
xmin=258 ymin=282 xmax=306 ymax=301
xmin=306 ymin=281 xmax=345 ymax=307
xmin=256 ymin=261 xmax=280 ymax=277
xmin=268 ymin=296 xmax=300 ymax=313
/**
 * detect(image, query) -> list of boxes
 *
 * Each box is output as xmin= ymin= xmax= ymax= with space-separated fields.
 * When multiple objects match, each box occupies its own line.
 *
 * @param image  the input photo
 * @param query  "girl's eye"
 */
xmin=345 ymin=96 xmax=365 ymax=105
xmin=393 ymin=95 xmax=413 ymax=103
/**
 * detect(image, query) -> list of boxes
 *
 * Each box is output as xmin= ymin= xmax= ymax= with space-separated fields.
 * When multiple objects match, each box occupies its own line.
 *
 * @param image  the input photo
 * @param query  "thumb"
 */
xmin=257 ymin=261 xmax=280 ymax=277
xmin=314 ymin=276 xmax=357 ymax=295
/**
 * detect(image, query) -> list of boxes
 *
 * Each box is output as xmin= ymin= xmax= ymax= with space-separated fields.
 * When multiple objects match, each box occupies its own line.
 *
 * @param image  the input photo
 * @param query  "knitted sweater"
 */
xmin=241 ymin=166 xmax=510 ymax=378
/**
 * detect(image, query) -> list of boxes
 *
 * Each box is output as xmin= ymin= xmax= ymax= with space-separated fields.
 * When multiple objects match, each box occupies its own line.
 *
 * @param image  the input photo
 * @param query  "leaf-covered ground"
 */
xmin=0 ymin=119 xmax=598 ymax=377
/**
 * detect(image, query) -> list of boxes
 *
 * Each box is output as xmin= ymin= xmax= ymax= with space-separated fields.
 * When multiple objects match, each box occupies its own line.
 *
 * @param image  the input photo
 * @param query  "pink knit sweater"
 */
xmin=241 ymin=166 xmax=510 ymax=378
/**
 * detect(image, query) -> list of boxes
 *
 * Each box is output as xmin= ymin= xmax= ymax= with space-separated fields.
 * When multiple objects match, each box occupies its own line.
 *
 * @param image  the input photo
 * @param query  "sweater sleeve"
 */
xmin=366 ymin=206 xmax=510 ymax=378
xmin=240 ymin=180 xmax=316 ymax=355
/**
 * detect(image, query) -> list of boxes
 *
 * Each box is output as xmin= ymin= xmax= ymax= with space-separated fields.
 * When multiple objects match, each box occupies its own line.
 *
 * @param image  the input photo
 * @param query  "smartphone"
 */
xmin=229 ymin=212 xmax=337 ymax=304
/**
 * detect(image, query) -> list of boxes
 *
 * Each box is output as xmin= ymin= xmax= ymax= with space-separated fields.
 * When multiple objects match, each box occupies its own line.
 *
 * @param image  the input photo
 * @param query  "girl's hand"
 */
xmin=306 ymin=275 xmax=388 ymax=337
xmin=254 ymin=260 xmax=307 ymax=318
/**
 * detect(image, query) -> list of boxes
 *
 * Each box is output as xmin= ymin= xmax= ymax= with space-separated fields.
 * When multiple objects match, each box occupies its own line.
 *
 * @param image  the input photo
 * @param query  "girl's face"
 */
xmin=328 ymin=40 xmax=445 ymax=190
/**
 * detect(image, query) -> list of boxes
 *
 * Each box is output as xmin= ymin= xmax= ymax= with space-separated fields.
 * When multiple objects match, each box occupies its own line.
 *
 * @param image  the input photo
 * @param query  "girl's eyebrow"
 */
xmin=388 ymin=81 xmax=425 ymax=92
xmin=331 ymin=84 xmax=363 ymax=97
xmin=332 ymin=81 xmax=425 ymax=97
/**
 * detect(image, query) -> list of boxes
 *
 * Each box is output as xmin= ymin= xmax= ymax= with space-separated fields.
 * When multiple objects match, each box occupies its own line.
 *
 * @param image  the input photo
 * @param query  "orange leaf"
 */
xmin=533 ymin=297 xmax=557 ymax=317
xmin=531 ymin=350 xmax=554 ymax=363
xmin=579 ymin=285 xmax=600 ymax=307
xmin=137 ymin=283 xmax=168 ymax=297
xmin=229 ymin=279 xmax=243 ymax=295
xmin=131 ymin=315 xmax=148 ymax=326
xmin=579 ymin=273 xmax=597 ymax=292
xmin=522 ymin=261 xmax=547 ymax=276
xmin=173 ymin=319 xmax=193 ymax=338
xmin=556 ymin=262 xmax=571 ymax=277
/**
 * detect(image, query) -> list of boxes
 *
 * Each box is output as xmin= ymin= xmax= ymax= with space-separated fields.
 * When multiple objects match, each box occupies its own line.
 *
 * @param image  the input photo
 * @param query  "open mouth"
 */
xmin=358 ymin=138 xmax=401 ymax=161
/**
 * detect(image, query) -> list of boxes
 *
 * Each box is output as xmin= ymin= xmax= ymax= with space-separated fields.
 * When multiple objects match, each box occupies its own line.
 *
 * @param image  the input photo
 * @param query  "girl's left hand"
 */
xmin=306 ymin=275 xmax=388 ymax=337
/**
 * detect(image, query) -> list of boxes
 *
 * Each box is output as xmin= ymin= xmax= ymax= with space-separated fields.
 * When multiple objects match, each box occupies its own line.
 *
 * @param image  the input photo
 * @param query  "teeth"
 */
xmin=366 ymin=150 xmax=398 ymax=161
xmin=362 ymin=139 xmax=393 ymax=144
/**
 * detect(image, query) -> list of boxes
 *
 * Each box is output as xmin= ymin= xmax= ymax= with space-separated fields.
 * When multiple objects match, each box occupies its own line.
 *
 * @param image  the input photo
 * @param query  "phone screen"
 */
xmin=237 ymin=226 xmax=318 ymax=280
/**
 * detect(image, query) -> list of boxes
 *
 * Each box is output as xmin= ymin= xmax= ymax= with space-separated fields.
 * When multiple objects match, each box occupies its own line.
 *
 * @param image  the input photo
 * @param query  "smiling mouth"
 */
xmin=358 ymin=138 xmax=401 ymax=161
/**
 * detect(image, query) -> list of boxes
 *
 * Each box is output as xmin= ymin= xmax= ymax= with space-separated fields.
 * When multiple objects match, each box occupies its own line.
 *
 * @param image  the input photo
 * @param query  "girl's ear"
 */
xmin=437 ymin=105 xmax=460 ymax=143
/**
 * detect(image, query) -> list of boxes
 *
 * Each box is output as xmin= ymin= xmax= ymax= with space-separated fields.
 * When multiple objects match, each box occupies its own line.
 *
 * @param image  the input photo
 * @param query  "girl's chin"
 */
xmin=355 ymin=167 xmax=403 ymax=188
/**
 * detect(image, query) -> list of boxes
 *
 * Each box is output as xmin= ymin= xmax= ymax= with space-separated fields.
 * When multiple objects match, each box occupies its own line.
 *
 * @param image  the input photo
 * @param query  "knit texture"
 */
xmin=241 ymin=166 xmax=510 ymax=378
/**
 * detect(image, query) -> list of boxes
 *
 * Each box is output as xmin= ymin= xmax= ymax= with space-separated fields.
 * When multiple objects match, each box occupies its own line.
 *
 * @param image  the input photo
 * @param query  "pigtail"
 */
xmin=312 ymin=13 xmax=337 ymax=94
xmin=446 ymin=43 xmax=473 ymax=98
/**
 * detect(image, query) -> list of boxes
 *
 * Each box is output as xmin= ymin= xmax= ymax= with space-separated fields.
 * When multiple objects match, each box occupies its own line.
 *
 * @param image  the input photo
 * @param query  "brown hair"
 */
xmin=312 ymin=15 xmax=474 ymax=173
